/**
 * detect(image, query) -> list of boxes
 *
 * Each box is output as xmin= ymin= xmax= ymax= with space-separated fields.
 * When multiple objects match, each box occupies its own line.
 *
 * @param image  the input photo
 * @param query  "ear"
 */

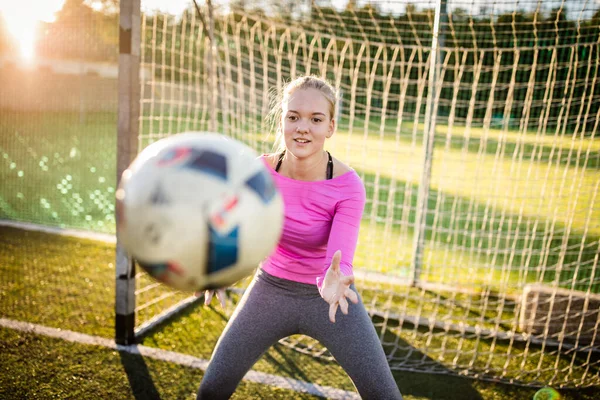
xmin=327 ymin=118 xmax=335 ymax=138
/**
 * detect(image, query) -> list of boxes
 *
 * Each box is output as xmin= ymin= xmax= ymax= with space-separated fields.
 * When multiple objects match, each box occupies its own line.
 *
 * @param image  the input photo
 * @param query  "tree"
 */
xmin=37 ymin=0 xmax=118 ymax=61
xmin=0 ymin=13 xmax=15 ymax=55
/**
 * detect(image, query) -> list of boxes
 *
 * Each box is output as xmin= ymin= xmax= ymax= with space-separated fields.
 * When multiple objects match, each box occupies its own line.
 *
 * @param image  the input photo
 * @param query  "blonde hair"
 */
xmin=268 ymin=75 xmax=338 ymax=153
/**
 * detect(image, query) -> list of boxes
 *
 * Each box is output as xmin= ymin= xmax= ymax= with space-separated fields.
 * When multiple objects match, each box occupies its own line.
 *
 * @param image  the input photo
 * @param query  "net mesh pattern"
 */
xmin=135 ymin=0 xmax=600 ymax=387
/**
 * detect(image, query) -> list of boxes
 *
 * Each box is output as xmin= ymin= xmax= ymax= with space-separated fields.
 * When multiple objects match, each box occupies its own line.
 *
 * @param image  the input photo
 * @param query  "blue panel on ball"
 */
xmin=185 ymin=149 xmax=228 ymax=180
xmin=137 ymin=261 xmax=172 ymax=285
xmin=245 ymin=170 xmax=276 ymax=203
xmin=138 ymin=261 xmax=168 ymax=278
xmin=137 ymin=260 xmax=184 ymax=286
xmin=207 ymin=225 xmax=239 ymax=274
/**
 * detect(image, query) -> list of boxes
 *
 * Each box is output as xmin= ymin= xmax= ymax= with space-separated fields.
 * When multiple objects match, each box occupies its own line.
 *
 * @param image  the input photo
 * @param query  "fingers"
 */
xmin=329 ymin=302 xmax=338 ymax=323
xmin=216 ymin=289 xmax=227 ymax=308
xmin=203 ymin=289 xmax=227 ymax=307
xmin=339 ymin=295 xmax=349 ymax=315
xmin=204 ymin=290 xmax=214 ymax=306
xmin=327 ymin=286 xmax=359 ymax=323
xmin=330 ymin=250 xmax=342 ymax=272
xmin=345 ymin=287 xmax=359 ymax=304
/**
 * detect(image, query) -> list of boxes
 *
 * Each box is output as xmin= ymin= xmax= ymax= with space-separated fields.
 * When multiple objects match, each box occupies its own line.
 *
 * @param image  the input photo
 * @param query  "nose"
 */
xmin=296 ymin=120 xmax=309 ymax=133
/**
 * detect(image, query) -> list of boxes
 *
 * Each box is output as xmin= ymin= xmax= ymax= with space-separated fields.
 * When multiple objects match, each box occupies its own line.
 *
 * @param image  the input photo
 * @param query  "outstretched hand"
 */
xmin=320 ymin=250 xmax=359 ymax=323
xmin=195 ymin=288 xmax=227 ymax=308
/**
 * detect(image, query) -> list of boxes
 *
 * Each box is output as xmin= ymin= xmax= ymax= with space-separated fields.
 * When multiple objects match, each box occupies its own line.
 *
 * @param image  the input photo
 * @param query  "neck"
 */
xmin=282 ymin=150 xmax=327 ymax=181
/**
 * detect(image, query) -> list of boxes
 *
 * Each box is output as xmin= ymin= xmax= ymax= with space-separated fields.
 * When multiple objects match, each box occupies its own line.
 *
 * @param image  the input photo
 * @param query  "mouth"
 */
xmin=294 ymin=138 xmax=311 ymax=144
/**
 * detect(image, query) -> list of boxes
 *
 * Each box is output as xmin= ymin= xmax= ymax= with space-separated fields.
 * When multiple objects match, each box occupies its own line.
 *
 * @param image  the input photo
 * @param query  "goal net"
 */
xmin=129 ymin=0 xmax=600 ymax=387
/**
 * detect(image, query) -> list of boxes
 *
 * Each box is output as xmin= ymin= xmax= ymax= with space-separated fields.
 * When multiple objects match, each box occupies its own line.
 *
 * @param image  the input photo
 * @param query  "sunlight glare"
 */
xmin=4 ymin=16 xmax=37 ymax=61
xmin=0 ymin=0 xmax=66 ymax=61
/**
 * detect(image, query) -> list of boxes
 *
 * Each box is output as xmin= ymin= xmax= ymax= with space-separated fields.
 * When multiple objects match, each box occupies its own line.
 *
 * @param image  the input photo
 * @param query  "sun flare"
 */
xmin=0 ymin=0 xmax=66 ymax=61
xmin=4 ymin=16 xmax=38 ymax=60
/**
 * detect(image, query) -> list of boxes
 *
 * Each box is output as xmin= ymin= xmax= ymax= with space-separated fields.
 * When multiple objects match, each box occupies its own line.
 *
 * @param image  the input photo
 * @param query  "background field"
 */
xmin=2 ymin=225 xmax=599 ymax=399
xmin=2 ymin=0 xmax=600 ymax=396
xmin=1 ymin=107 xmax=599 ymax=397
xmin=2 ymin=106 xmax=599 ymax=295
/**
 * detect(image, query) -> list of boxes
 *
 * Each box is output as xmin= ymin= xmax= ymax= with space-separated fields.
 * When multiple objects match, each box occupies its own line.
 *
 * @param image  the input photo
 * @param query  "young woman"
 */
xmin=197 ymin=76 xmax=403 ymax=399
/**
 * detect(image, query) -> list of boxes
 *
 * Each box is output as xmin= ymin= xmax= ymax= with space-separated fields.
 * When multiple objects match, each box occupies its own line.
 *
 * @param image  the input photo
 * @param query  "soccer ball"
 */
xmin=116 ymin=132 xmax=284 ymax=292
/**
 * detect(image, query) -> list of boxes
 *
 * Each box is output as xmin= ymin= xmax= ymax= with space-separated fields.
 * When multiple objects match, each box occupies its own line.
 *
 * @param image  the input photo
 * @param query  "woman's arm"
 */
xmin=317 ymin=174 xmax=366 ymax=288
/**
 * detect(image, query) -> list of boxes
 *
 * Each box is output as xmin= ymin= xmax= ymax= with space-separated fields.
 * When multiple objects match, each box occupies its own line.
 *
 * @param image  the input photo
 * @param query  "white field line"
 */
xmin=0 ymin=318 xmax=360 ymax=400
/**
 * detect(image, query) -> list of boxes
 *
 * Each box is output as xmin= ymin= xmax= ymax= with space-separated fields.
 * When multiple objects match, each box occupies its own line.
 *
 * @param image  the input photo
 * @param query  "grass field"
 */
xmin=1 ymin=226 xmax=599 ymax=399
xmin=2 ymin=109 xmax=598 ymax=294
xmin=1 ymin=108 xmax=599 ymax=395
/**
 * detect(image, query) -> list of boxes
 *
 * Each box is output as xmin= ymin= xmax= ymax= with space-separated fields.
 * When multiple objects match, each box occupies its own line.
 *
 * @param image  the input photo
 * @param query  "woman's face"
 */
xmin=281 ymin=88 xmax=335 ymax=160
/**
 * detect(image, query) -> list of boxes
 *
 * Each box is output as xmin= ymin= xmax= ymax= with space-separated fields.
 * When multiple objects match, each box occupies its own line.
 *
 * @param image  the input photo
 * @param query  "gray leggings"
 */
xmin=197 ymin=269 xmax=402 ymax=399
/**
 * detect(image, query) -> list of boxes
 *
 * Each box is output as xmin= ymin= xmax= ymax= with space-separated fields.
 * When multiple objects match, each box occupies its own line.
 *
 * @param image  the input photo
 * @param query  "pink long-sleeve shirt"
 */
xmin=260 ymin=156 xmax=366 ymax=286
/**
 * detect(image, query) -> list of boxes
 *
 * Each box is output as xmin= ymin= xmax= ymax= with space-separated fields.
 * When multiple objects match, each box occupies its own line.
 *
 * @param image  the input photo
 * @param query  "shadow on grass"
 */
xmin=119 ymin=349 xmax=162 ymax=400
xmin=433 ymin=133 xmax=600 ymax=170
xmin=140 ymin=292 xmax=477 ymax=398
xmin=392 ymin=371 xmax=485 ymax=400
xmin=138 ymin=286 xmax=600 ymax=398
xmin=336 ymin=117 xmax=599 ymax=169
xmin=267 ymin=301 xmax=485 ymax=399
xmin=377 ymin=315 xmax=484 ymax=399
xmin=266 ymin=345 xmax=317 ymax=387
xmin=361 ymin=169 xmax=600 ymax=293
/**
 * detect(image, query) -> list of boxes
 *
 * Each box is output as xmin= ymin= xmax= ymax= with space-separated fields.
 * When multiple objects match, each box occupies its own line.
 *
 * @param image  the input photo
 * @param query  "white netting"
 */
xmin=136 ymin=0 xmax=600 ymax=387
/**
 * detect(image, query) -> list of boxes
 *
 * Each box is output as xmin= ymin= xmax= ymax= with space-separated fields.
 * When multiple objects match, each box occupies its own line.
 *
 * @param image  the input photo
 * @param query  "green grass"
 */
xmin=2 ymin=109 xmax=599 ymax=296
xmin=1 ymin=108 xmax=600 ymax=394
xmin=328 ymin=124 xmax=600 ymax=238
xmin=6 ymin=326 xmax=599 ymax=400
xmin=0 ymin=110 xmax=117 ymax=232
xmin=0 ymin=327 xmax=322 ymax=399
xmin=1 ymin=225 xmax=599 ymax=398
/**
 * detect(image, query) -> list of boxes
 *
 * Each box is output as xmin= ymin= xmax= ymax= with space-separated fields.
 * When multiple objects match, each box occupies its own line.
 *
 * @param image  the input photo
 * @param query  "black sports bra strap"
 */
xmin=274 ymin=150 xmax=333 ymax=180
xmin=326 ymin=151 xmax=333 ymax=180
xmin=275 ymin=151 xmax=285 ymax=172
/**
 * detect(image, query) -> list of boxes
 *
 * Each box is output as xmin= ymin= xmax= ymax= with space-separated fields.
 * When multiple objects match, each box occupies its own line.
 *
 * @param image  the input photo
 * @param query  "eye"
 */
xmin=312 ymin=117 xmax=323 ymax=123
xmin=287 ymin=115 xmax=298 ymax=122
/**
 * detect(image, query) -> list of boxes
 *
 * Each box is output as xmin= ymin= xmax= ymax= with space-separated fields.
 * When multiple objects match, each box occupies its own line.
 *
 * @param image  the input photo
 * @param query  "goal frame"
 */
xmin=113 ymin=0 xmax=600 ymax=387
xmin=115 ymin=0 xmax=140 ymax=345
